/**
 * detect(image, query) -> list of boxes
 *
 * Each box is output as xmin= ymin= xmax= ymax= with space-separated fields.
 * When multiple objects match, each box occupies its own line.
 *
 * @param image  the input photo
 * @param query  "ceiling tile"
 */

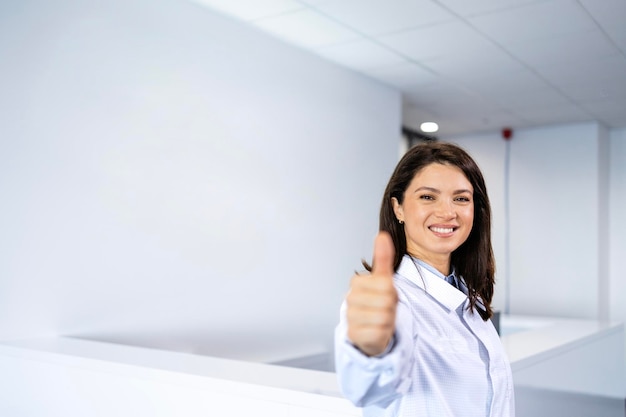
xmin=378 ymin=21 xmax=497 ymax=61
xmin=402 ymin=102 xmax=439 ymax=121
xmin=533 ymin=54 xmax=626 ymax=87
xmin=455 ymin=68 xmax=553 ymax=97
xmin=309 ymin=0 xmax=455 ymax=36
xmin=579 ymin=0 xmax=626 ymax=53
xmin=448 ymin=110 xmax=523 ymax=127
xmin=297 ymin=0 xmax=338 ymax=5
xmin=252 ymin=9 xmax=360 ymax=48
xmin=559 ymin=78 xmax=626 ymax=101
xmin=504 ymin=29 xmax=619 ymax=68
xmin=190 ymin=0 xmax=304 ymax=21
xmin=421 ymin=49 xmax=529 ymax=84
xmin=360 ymin=62 xmax=440 ymax=88
xmin=436 ymin=0 xmax=548 ymax=18
xmin=512 ymin=102 xmax=592 ymax=124
xmin=314 ymin=40 xmax=406 ymax=71
xmin=403 ymin=82 xmax=480 ymax=107
xmin=468 ymin=0 xmax=597 ymax=45
xmin=577 ymin=0 xmax=626 ymax=30
xmin=487 ymin=88 xmax=572 ymax=111
xmin=421 ymin=94 xmax=520 ymax=119
xmin=579 ymin=98 xmax=626 ymax=119
xmin=608 ymin=30 xmax=626 ymax=53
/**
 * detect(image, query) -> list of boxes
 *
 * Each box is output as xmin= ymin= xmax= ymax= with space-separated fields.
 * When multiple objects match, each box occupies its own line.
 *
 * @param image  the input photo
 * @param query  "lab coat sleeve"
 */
xmin=334 ymin=297 xmax=414 ymax=408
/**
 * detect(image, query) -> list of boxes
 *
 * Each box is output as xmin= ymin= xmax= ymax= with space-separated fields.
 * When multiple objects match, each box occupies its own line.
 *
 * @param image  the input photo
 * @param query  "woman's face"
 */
xmin=392 ymin=163 xmax=474 ymax=269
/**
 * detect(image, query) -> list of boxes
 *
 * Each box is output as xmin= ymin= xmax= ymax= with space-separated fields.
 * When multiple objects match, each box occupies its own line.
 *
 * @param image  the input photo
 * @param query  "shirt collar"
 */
xmin=412 ymin=258 xmax=458 ymax=286
xmin=396 ymin=255 xmax=467 ymax=311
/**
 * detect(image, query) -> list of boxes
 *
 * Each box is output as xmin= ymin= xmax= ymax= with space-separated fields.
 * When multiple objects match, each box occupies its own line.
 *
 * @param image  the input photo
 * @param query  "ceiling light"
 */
xmin=420 ymin=122 xmax=439 ymax=133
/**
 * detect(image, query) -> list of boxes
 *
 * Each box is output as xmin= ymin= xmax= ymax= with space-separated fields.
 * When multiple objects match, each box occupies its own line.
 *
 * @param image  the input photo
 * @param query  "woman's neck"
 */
xmin=408 ymin=252 xmax=451 ymax=276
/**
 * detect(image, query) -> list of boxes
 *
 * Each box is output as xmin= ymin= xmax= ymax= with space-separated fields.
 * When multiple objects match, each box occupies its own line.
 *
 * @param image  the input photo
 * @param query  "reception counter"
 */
xmin=0 ymin=315 xmax=623 ymax=416
xmin=500 ymin=315 xmax=624 ymax=399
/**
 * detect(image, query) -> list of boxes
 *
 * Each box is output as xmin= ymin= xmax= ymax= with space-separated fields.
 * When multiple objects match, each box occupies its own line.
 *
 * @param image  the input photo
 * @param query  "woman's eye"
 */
xmin=419 ymin=194 xmax=435 ymax=200
xmin=455 ymin=196 xmax=471 ymax=202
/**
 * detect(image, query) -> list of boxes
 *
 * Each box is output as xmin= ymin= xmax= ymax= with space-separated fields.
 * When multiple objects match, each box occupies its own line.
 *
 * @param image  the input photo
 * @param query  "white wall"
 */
xmin=446 ymin=123 xmax=615 ymax=320
xmin=0 ymin=0 xmax=401 ymax=361
xmin=508 ymin=123 xmax=603 ymax=319
xmin=609 ymin=127 xmax=626 ymax=371
xmin=610 ymin=128 xmax=626 ymax=327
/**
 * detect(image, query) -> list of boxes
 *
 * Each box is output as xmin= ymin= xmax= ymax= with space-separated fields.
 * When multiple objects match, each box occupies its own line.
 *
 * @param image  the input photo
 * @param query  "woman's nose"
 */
xmin=435 ymin=200 xmax=456 ymax=218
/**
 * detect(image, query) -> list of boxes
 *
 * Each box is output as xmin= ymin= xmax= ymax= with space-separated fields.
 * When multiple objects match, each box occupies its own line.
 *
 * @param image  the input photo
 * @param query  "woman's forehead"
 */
xmin=410 ymin=163 xmax=472 ymax=186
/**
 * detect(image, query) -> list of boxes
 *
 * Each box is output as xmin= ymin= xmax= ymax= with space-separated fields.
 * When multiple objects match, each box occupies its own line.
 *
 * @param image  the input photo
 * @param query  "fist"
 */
xmin=346 ymin=232 xmax=398 ymax=356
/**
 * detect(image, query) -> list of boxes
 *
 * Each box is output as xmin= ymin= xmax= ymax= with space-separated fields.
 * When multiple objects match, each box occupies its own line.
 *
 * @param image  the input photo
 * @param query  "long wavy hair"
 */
xmin=379 ymin=141 xmax=495 ymax=320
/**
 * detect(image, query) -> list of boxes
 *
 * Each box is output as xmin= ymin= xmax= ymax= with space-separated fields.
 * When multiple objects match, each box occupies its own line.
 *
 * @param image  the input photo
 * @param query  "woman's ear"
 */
xmin=391 ymin=197 xmax=404 ymax=223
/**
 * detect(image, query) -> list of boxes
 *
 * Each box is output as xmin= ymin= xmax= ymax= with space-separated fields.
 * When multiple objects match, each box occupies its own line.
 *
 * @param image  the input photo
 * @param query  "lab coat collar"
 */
xmin=396 ymin=255 xmax=468 ymax=312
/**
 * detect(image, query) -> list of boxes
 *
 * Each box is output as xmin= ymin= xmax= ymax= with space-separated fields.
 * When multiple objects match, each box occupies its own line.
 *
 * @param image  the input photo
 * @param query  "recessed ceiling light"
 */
xmin=420 ymin=122 xmax=439 ymax=133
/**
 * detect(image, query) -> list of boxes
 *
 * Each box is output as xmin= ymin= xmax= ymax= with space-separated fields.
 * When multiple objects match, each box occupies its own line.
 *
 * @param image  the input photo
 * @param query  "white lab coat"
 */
xmin=335 ymin=255 xmax=515 ymax=417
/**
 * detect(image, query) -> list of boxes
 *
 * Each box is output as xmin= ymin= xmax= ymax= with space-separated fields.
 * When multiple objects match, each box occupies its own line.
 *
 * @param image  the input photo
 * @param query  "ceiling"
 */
xmin=189 ymin=0 xmax=626 ymax=136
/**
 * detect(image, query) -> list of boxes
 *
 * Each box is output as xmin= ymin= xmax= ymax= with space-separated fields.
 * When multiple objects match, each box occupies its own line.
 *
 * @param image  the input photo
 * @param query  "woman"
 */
xmin=334 ymin=141 xmax=514 ymax=417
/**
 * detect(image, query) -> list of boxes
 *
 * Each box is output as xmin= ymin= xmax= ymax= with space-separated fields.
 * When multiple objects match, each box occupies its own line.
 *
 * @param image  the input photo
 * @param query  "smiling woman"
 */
xmin=335 ymin=142 xmax=512 ymax=417
xmin=377 ymin=141 xmax=496 ymax=320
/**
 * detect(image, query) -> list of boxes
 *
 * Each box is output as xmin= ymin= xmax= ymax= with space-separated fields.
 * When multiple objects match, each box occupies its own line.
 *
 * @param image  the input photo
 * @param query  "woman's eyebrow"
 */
xmin=414 ymin=186 xmax=440 ymax=194
xmin=414 ymin=187 xmax=473 ymax=194
xmin=453 ymin=189 xmax=473 ymax=195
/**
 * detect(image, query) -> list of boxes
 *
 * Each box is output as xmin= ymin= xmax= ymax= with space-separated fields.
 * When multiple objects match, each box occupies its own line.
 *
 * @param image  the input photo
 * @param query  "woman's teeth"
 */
xmin=431 ymin=226 xmax=454 ymax=233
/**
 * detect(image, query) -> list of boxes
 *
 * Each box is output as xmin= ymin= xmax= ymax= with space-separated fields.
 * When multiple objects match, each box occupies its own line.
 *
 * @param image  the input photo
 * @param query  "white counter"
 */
xmin=0 ymin=336 xmax=357 ymax=417
xmin=500 ymin=315 xmax=625 ymax=398
xmin=0 ymin=315 xmax=623 ymax=416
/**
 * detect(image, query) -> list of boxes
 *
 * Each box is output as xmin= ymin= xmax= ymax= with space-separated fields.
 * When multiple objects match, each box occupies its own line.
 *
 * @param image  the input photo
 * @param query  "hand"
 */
xmin=346 ymin=232 xmax=398 ymax=357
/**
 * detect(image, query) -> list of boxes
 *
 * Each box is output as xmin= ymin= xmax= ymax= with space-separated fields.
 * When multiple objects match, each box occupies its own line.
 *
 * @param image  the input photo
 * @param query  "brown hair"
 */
xmin=379 ymin=141 xmax=495 ymax=320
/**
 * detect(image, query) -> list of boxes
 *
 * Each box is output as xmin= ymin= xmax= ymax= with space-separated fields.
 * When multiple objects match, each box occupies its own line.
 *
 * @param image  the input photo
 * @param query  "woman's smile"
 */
xmin=429 ymin=225 xmax=457 ymax=235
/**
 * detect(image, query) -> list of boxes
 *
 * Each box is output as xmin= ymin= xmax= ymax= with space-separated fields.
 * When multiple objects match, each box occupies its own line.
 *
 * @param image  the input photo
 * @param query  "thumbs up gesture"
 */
xmin=346 ymin=232 xmax=398 ymax=357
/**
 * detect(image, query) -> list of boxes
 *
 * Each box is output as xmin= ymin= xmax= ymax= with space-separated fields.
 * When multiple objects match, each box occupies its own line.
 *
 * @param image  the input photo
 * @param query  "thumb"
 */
xmin=371 ymin=231 xmax=395 ymax=277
